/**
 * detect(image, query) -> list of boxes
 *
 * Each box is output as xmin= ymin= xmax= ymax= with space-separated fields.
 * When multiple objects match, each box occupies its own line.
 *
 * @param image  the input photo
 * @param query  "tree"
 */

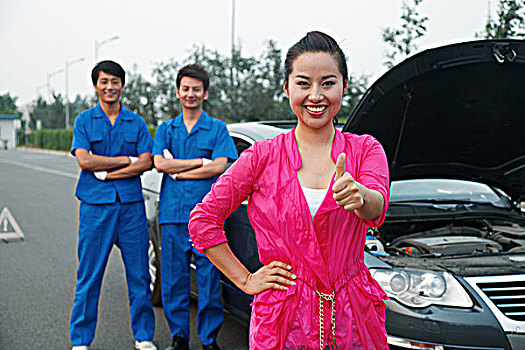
xmin=121 ymin=66 xmax=157 ymax=125
xmin=339 ymin=73 xmax=369 ymax=121
xmin=151 ymin=58 xmax=181 ymax=122
xmin=186 ymin=44 xmax=233 ymax=121
xmin=44 ymin=93 xmax=66 ymax=129
xmin=480 ymin=0 xmax=525 ymax=38
xmin=179 ymin=42 xmax=292 ymax=123
xmin=240 ymin=40 xmax=293 ymax=121
xmin=0 ymin=92 xmax=19 ymax=115
xmin=69 ymin=94 xmax=92 ymax=127
xmin=29 ymin=94 xmax=67 ymax=129
xmin=26 ymin=39 xmax=371 ymax=128
xmin=382 ymin=0 xmax=429 ymax=68
xmin=29 ymin=93 xmax=90 ymax=131
xmin=29 ymin=97 xmax=47 ymax=130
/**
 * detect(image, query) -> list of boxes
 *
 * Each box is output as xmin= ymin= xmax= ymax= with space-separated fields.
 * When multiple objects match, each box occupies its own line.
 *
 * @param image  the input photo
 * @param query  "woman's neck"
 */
xmin=295 ymin=123 xmax=335 ymax=150
xmin=295 ymin=123 xmax=336 ymax=189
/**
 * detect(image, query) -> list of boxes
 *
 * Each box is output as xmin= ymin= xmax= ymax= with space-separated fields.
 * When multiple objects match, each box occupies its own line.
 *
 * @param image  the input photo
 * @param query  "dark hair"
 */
xmin=91 ymin=60 xmax=126 ymax=85
xmin=284 ymin=31 xmax=348 ymax=85
xmin=176 ymin=63 xmax=210 ymax=92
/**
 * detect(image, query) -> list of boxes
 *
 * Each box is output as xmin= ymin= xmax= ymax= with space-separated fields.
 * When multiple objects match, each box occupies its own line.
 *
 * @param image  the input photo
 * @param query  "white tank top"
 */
xmin=301 ymin=186 xmax=328 ymax=219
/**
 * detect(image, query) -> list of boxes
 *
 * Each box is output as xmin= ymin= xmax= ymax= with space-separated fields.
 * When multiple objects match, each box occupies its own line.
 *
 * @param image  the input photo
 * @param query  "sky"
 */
xmin=0 ymin=0 xmax=491 ymax=107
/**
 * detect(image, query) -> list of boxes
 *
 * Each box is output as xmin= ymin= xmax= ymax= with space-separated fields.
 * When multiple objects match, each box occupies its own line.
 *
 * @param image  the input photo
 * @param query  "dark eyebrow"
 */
xmin=294 ymin=74 xmax=338 ymax=80
xmin=295 ymin=74 xmax=310 ymax=80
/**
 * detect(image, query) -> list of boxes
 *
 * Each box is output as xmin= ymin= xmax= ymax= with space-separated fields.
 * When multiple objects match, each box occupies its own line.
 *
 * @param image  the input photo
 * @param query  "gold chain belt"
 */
xmin=316 ymin=290 xmax=337 ymax=350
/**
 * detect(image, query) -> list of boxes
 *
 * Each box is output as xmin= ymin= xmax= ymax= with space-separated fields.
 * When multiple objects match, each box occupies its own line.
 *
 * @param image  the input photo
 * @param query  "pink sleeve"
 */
xmin=189 ymin=144 xmax=260 ymax=253
xmin=356 ymin=136 xmax=390 ymax=228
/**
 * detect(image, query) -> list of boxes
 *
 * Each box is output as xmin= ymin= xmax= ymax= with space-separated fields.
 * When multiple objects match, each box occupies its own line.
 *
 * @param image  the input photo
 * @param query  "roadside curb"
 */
xmin=15 ymin=146 xmax=73 ymax=157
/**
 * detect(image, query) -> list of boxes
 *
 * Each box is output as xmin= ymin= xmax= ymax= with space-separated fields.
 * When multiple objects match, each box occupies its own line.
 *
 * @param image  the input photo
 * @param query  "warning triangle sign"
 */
xmin=0 ymin=207 xmax=25 ymax=242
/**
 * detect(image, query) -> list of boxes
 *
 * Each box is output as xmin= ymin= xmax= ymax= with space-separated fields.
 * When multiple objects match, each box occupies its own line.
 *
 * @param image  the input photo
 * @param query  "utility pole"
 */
xmin=230 ymin=0 xmax=236 ymax=120
xmin=65 ymin=57 xmax=85 ymax=129
xmin=95 ymin=35 xmax=119 ymax=62
xmin=36 ymin=84 xmax=47 ymax=99
xmin=47 ymin=68 xmax=64 ymax=101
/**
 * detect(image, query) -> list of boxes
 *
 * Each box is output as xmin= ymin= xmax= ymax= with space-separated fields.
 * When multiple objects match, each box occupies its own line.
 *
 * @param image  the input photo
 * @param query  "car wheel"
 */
xmin=148 ymin=223 xmax=162 ymax=306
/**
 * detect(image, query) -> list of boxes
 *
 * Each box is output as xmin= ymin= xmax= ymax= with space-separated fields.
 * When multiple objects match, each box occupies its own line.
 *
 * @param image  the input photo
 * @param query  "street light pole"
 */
xmin=65 ymin=57 xmax=85 ymax=129
xmin=95 ymin=35 xmax=120 ymax=62
xmin=36 ymin=84 xmax=47 ymax=99
xmin=47 ymin=68 xmax=64 ymax=100
xmin=231 ymin=0 xmax=236 ymax=56
xmin=230 ymin=0 xmax=236 ymax=120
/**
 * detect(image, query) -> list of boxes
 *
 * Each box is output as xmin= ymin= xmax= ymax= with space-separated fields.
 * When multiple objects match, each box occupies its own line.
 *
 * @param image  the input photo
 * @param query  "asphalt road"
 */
xmin=0 ymin=148 xmax=248 ymax=350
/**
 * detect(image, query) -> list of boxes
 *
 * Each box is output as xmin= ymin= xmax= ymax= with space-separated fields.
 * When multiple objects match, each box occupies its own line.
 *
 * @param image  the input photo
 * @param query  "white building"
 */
xmin=0 ymin=115 xmax=21 ymax=149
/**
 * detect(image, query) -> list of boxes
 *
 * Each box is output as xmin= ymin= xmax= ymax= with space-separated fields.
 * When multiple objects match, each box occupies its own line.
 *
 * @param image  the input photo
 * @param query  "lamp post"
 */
xmin=230 ymin=0 xmax=236 ymax=120
xmin=64 ymin=57 xmax=85 ymax=129
xmin=36 ymin=84 xmax=47 ymax=99
xmin=47 ymin=68 xmax=64 ymax=100
xmin=231 ymin=0 xmax=236 ymax=56
xmin=95 ymin=35 xmax=119 ymax=62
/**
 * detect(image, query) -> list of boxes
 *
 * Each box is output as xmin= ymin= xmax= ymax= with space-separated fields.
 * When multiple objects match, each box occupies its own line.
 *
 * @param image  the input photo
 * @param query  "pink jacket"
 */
xmin=189 ymin=129 xmax=390 ymax=350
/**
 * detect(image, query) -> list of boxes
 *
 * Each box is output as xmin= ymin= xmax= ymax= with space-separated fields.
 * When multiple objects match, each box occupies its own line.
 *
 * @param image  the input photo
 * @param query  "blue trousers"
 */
xmin=70 ymin=201 xmax=155 ymax=346
xmin=160 ymin=223 xmax=224 ymax=346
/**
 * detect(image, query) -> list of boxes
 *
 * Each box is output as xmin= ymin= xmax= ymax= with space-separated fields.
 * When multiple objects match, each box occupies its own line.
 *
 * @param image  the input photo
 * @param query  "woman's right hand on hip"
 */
xmin=243 ymin=261 xmax=297 ymax=295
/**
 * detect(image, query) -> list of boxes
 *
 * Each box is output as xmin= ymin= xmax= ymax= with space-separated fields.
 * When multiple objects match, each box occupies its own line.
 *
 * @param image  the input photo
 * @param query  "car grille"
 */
xmin=475 ymin=279 xmax=525 ymax=321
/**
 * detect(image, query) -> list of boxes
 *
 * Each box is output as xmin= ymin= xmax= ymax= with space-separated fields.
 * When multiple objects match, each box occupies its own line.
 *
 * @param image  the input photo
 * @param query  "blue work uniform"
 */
xmin=152 ymin=110 xmax=237 ymax=346
xmin=69 ymin=103 xmax=155 ymax=347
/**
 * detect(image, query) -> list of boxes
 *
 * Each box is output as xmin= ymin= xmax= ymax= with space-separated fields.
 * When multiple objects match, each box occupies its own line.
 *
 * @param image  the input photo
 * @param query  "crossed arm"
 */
xmin=74 ymin=148 xmax=152 ymax=180
xmin=153 ymin=155 xmax=228 ymax=180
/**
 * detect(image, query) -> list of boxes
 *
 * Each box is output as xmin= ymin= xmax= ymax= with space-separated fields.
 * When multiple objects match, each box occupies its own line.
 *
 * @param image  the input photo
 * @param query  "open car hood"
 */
xmin=344 ymin=40 xmax=525 ymax=201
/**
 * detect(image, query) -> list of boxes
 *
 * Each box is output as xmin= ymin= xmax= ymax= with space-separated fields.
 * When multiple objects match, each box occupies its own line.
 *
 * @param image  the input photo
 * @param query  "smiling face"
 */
xmin=94 ymin=71 xmax=124 ymax=105
xmin=284 ymin=52 xmax=348 ymax=131
xmin=176 ymin=76 xmax=209 ymax=112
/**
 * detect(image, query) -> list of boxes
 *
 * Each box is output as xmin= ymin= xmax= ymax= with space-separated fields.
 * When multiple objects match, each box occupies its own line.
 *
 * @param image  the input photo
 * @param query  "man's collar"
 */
xmin=171 ymin=113 xmax=184 ymax=127
xmin=194 ymin=110 xmax=211 ymax=130
xmin=92 ymin=103 xmax=105 ymax=118
xmin=92 ymin=102 xmax=131 ymax=120
xmin=171 ymin=110 xmax=211 ymax=130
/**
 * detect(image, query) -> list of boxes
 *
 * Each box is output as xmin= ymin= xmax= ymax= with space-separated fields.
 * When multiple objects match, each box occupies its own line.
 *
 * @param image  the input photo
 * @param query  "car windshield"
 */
xmin=389 ymin=179 xmax=509 ymax=208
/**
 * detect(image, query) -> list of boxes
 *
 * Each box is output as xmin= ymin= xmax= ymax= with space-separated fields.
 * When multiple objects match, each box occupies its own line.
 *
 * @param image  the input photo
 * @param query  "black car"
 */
xmin=346 ymin=39 xmax=525 ymax=349
xmin=142 ymin=39 xmax=525 ymax=349
xmin=141 ymin=121 xmax=294 ymax=320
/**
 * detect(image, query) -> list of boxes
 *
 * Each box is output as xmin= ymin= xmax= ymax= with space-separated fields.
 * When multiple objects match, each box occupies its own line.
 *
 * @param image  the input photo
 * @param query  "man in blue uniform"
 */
xmin=70 ymin=60 xmax=156 ymax=350
xmin=152 ymin=64 xmax=237 ymax=350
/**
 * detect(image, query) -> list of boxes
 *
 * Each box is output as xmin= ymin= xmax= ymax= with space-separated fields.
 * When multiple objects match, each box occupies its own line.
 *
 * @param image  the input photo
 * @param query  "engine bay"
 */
xmin=367 ymin=222 xmax=525 ymax=258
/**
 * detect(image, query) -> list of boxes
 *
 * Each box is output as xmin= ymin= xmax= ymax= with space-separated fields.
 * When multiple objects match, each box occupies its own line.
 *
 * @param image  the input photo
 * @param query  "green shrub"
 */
xmin=24 ymin=127 xmax=158 ymax=152
xmin=26 ymin=129 xmax=73 ymax=152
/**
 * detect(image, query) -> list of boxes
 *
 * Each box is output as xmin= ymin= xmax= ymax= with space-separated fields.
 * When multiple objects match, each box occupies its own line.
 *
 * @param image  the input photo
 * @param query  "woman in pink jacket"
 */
xmin=189 ymin=31 xmax=390 ymax=350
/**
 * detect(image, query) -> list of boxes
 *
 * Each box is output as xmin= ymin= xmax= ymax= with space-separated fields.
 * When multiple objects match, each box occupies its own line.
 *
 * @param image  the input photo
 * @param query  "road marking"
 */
xmin=0 ymin=158 xmax=78 ymax=179
xmin=0 ymin=207 xmax=25 ymax=242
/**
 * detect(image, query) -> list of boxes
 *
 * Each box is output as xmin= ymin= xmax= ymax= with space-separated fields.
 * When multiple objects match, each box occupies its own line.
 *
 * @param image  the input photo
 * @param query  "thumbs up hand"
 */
xmin=334 ymin=152 xmax=347 ymax=180
xmin=332 ymin=153 xmax=364 ymax=211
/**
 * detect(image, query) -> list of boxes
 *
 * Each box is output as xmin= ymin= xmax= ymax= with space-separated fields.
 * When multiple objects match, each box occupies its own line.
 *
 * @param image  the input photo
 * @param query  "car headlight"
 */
xmin=370 ymin=268 xmax=473 ymax=308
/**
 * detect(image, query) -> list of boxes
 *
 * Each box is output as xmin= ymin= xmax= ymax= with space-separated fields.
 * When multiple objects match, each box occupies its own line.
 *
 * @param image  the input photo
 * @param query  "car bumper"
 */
xmin=385 ymin=298 xmax=511 ymax=349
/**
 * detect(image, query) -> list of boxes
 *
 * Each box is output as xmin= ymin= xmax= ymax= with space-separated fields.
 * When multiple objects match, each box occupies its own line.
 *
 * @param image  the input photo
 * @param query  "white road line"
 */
xmin=0 ymin=158 xmax=79 ymax=179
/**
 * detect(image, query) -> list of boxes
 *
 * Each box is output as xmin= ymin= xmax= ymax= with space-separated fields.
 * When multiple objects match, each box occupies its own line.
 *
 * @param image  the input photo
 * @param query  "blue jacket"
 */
xmin=71 ymin=103 xmax=153 ymax=204
xmin=152 ymin=110 xmax=237 ymax=223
